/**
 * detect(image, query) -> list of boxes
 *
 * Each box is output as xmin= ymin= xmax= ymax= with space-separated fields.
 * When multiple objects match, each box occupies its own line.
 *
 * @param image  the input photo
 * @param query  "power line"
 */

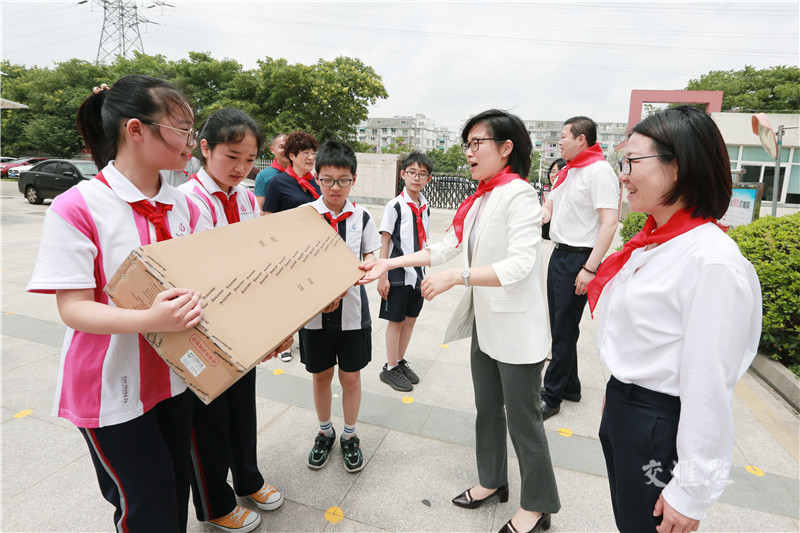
xmin=85 ymin=0 xmax=173 ymax=64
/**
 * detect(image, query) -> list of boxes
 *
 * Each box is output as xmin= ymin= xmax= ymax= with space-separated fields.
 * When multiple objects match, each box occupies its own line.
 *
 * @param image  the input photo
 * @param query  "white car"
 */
xmin=7 ymin=164 xmax=34 ymax=179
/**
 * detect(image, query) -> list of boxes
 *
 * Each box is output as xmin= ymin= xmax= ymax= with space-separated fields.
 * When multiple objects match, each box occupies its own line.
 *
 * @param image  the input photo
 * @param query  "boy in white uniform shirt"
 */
xmin=377 ymin=151 xmax=433 ymax=392
xmin=301 ymin=140 xmax=380 ymax=473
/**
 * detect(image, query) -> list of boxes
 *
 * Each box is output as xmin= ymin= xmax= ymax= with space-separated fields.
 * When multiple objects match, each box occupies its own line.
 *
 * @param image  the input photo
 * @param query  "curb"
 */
xmin=749 ymin=353 xmax=800 ymax=412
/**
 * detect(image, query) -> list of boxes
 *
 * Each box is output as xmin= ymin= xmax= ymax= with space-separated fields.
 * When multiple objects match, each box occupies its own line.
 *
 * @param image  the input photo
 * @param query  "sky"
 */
xmin=2 ymin=1 xmax=798 ymax=131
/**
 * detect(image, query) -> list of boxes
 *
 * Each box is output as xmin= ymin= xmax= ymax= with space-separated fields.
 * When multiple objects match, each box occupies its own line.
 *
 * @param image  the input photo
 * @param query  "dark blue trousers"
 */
xmin=189 ymin=368 xmax=263 ymax=521
xmin=599 ymin=377 xmax=681 ymax=532
xmin=542 ymin=247 xmax=591 ymax=407
xmin=80 ymin=389 xmax=194 ymax=533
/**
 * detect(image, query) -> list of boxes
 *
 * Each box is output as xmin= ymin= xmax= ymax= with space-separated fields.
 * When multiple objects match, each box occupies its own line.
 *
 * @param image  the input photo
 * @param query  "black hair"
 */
xmin=271 ymin=133 xmax=286 ymax=144
xmin=548 ymin=158 xmax=566 ymax=174
xmin=283 ymin=131 xmax=319 ymax=159
xmin=76 ymin=74 xmax=191 ymax=169
xmin=461 ymin=109 xmax=533 ymax=178
xmin=314 ymin=140 xmax=357 ymax=175
xmin=564 ymin=116 xmax=598 ymax=146
xmin=196 ymin=108 xmax=264 ymax=164
xmin=631 ymin=105 xmax=732 ymax=220
xmin=401 ymin=151 xmax=434 ymax=173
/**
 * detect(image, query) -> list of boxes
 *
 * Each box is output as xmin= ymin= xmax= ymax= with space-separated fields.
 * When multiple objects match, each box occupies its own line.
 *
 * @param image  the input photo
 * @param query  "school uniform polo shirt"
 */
xmin=380 ymin=188 xmax=430 ymax=290
xmin=262 ymin=171 xmax=321 ymax=213
xmin=178 ymin=168 xmax=258 ymax=226
xmin=26 ymin=162 xmax=210 ymax=428
xmin=303 ymin=197 xmax=381 ymax=331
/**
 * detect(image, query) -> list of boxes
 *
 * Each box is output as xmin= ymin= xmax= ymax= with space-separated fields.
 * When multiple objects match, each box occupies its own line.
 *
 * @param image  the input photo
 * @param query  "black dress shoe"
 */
xmin=498 ymin=513 xmax=551 ymax=533
xmin=539 ymin=400 xmax=560 ymax=421
xmin=540 ymin=387 xmax=581 ymax=402
xmin=452 ymin=484 xmax=509 ymax=509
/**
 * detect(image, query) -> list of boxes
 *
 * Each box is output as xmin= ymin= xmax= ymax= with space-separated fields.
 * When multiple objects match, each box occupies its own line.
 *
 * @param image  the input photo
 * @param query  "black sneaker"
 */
xmin=397 ymin=359 xmax=420 ymax=384
xmin=340 ymin=435 xmax=364 ymax=473
xmin=308 ymin=429 xmax=336 ymax=469
xmin=380 ymin=363 xmax=413 ymax=392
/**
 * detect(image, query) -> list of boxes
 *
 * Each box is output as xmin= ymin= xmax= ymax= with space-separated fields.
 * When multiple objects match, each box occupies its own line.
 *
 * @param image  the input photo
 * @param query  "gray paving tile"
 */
xmin=2 ymin=312 xmax=65 ymax=347
xmin=1 ymin=333 xmax=61 ymax=370
xmin=2 ymin=353 xmax=62 ymax=414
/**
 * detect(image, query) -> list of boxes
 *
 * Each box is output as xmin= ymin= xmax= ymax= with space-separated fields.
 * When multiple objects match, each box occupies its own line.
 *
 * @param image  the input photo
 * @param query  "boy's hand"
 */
xmin=322 ymin=292 xmax=346 ymax=313
xmin=377 ymin=275 xmax=390 ymax=299
xmin=262 ymin=336 xmax=293 ymax=362
xmin=149 ymin=288 xmax=202 ymax=332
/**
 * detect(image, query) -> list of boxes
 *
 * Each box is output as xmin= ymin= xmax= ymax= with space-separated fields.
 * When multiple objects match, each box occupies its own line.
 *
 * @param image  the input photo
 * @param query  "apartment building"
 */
xmin=356 ymin=114 xmax=457 ymax=153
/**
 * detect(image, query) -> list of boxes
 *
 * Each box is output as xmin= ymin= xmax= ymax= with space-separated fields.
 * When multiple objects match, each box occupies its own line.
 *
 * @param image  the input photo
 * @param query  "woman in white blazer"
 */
xmin=361 ymin=109 xmax=560 ymax=533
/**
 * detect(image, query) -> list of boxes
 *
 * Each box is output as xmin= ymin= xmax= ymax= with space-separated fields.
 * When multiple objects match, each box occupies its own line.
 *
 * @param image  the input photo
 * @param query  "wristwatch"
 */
xmin=462 ymin=267 xmax=471 ymax=287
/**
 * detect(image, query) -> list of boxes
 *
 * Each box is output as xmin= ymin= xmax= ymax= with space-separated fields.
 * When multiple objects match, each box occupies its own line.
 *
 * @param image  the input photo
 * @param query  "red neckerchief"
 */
xmin=402 ymin=189 xmax=427 ymax=249
xmin=553 ymin=143 xmax=606 ymax=191
xmin=324 ymin=210 xmax=352 ymax=230
xmin=271 ymin=160 xmax=286 ymax=172
xmin=587 ymin=207 xmax=724 ymax=314
xmin=286 ymin=165 xmax=319 ymax=199
xmin=212 ymin=191 xmax=240 ymax=224
xmin=450 ymin=166 xmax=521 ymax=246
xmin=96 ymin=172 xmax=172 ymax=243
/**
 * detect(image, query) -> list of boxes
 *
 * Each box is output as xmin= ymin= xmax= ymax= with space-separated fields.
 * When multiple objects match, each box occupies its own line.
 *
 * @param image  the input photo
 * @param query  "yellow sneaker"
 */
xmin=208 ymin=505 xmax=261 ymax=533
xmin=248 ymin=482 xmax=284 ymax=511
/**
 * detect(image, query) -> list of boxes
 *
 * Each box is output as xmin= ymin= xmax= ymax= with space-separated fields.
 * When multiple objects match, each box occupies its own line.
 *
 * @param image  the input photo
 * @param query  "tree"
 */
xmin=685 ymin=65 xmax=800 ymax=112
xmin=380 ymin=136 xmax=409 ymax=154
xmin=426 ymin=145 xmax=468 ymax=176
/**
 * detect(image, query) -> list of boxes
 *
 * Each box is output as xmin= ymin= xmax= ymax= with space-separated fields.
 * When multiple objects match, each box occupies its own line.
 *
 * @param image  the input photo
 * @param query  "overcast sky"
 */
xmin=2 ymin=1 xmax=798 ymax=131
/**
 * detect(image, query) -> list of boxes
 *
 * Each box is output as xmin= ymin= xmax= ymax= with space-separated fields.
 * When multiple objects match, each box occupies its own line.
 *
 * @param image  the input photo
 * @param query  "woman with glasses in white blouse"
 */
xmin=587 ymin=106 xmax=762 ymax=533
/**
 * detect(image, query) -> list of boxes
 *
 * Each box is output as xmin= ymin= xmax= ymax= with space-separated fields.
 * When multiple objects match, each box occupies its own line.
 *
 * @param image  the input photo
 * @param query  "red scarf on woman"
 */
xmin=587 ymin=208 xmax=721 ymax=314
xmin=553 ymin=143 xmax=606 ymax=190
xmin=286 ymin=165 xmax=319 ymax=199
xmin=450 ymin=166 xmax=522 ymax=246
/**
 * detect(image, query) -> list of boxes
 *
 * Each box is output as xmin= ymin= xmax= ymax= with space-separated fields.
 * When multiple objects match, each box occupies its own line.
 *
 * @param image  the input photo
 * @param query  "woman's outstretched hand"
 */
xmin=357 ymin=258 xmax=392 ymax=285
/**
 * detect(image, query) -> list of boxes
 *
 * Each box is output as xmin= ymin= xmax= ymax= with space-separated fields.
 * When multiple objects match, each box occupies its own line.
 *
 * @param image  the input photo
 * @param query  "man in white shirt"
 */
xmin=539 ymin=116 xmax=619 ymax=420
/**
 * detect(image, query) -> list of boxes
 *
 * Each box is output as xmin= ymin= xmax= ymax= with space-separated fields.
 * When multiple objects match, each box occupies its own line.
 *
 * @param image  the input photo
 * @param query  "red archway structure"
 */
xmin=615 ymin=90 xmax=724 ymax=152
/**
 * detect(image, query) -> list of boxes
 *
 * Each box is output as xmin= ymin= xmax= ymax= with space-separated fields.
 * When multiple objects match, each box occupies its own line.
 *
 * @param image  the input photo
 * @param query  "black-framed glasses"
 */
xmin=617 ymin=155 xmax=667 ymax=175
xmin=139 ymin=119 xmax=197 ymax=146
xmin=318 ymin=177 xmax=353 ymax=188
xmin=404 ymin=170 xmax=430 ymax=179
xmin=460 ymin=138 xmax=504 ymax=154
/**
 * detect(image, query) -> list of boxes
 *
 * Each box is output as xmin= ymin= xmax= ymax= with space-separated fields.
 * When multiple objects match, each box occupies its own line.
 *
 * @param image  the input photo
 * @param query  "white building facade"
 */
xmin=356 ymin=114 xmax=457 ymax=153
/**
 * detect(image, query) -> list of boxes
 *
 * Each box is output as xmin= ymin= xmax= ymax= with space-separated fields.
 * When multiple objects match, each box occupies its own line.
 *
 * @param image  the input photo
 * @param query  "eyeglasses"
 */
xmin=617 ymin=154 xmax=667 ymax=175
xmin=404 ymin=170 xmax=430 ymax=179
xmin=140 ymin=119 xmax=197 ymax=146
xmin=319 ymin=177 xmax=353 ymax=188
xmin=298 ymin=150 xmax=316 ymax=158
xmin=460 ymin=138 xmax=504 ymax=154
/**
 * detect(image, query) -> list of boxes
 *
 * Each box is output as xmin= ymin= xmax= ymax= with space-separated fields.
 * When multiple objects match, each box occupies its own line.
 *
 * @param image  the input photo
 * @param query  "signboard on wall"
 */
xmin=719 ymin=183 xmax=763 ymax=228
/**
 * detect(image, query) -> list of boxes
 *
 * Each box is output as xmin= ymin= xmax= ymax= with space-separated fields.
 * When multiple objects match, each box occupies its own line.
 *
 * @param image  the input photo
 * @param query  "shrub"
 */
xmin=728 ymin=213 xmax=800 ymax=371
xmin=620 ymin=212 xmax=648 ymax=244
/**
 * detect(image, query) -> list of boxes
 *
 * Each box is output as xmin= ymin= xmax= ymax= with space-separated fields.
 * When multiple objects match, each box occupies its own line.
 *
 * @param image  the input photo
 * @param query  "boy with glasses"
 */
xmin=377 ymin=152 xmax=434 ymax=392
xmin=301 ymin=140 xmax=380 ymax=472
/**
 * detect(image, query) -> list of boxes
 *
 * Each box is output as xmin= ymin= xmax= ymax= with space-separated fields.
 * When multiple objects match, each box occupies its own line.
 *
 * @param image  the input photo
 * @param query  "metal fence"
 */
xmin=396 ymin=174 xmax=476 ymax=209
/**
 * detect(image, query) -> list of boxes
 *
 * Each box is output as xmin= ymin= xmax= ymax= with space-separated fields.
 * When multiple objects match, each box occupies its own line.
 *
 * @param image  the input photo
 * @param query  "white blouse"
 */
xmin=596 ymin=223 xmax=762 ymax=520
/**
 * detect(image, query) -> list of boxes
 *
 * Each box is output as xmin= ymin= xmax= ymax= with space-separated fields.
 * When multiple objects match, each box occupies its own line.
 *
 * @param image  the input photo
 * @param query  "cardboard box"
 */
xmin=105 ymin=205 xmax=363 ymax=404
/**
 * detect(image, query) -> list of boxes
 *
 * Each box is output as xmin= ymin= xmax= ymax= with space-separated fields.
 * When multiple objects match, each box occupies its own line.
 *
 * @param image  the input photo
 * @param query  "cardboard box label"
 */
xmin=181 ymin=350 xmax=206 ymax=377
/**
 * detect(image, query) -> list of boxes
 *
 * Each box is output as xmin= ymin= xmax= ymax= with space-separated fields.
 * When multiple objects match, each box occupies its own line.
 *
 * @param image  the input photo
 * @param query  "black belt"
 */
xmin=608 ymin=376 xmax=681 ymax=411
xmin=553 ymin=242 xmax=593 ymax=253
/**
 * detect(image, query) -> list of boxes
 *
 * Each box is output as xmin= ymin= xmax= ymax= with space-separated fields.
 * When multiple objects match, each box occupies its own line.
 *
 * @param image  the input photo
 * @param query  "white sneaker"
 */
xmin=279 ymin=351 xmax=292 ymax=362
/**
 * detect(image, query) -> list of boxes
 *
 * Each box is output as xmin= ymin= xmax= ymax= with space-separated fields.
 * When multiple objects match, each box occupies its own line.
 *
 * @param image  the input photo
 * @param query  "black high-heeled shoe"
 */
xmin=498 ymin=513 xmax=551 ymax=533
xmin=451 ymin=483 xmax=509 ymax=509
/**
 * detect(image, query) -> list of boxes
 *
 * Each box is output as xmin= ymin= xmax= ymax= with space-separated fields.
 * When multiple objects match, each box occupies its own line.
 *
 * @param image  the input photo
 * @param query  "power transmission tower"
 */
xmin=84 ymin=0 xmax=172 ymax=64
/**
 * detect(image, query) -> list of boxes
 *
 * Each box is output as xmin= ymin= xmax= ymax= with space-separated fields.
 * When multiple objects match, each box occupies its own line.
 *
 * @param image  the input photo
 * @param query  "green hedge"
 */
xmin=729 ymin=213 xmax=800 ymax=375
xmin=620 ymin=212 xmax=648 ymax=244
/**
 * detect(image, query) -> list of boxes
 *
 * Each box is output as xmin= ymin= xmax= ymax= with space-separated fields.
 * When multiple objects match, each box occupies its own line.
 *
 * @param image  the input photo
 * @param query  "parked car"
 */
xmin=7 ymin=164 xmax=34 ymax=179
xmin=0 ymin=156 xmax=17 ymax=164
xmin=18 ymin=159 xmax=98 ymax=204
xmin=1 ymin=157 xmax=50 ymax=177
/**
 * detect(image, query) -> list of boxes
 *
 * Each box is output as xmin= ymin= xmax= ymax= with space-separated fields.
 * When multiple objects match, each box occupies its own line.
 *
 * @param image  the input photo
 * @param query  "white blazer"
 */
xmin=429 ymin=179 xmax=549 ymax=365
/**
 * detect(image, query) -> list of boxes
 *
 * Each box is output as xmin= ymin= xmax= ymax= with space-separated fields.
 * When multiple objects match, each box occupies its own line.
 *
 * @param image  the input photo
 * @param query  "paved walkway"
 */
xmin=2 ymin=180 xmax=798 ymax=532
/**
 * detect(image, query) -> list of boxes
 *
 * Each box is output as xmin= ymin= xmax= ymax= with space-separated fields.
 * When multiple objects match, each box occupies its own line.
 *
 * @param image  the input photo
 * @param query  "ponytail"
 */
xmin=75 ymin=75 xmax=191 ymax=170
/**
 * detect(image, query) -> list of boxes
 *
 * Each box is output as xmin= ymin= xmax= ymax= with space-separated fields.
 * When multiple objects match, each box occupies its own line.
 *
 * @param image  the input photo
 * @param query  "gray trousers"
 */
xmin=471 ymin=329 xmax=561 ymax=513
